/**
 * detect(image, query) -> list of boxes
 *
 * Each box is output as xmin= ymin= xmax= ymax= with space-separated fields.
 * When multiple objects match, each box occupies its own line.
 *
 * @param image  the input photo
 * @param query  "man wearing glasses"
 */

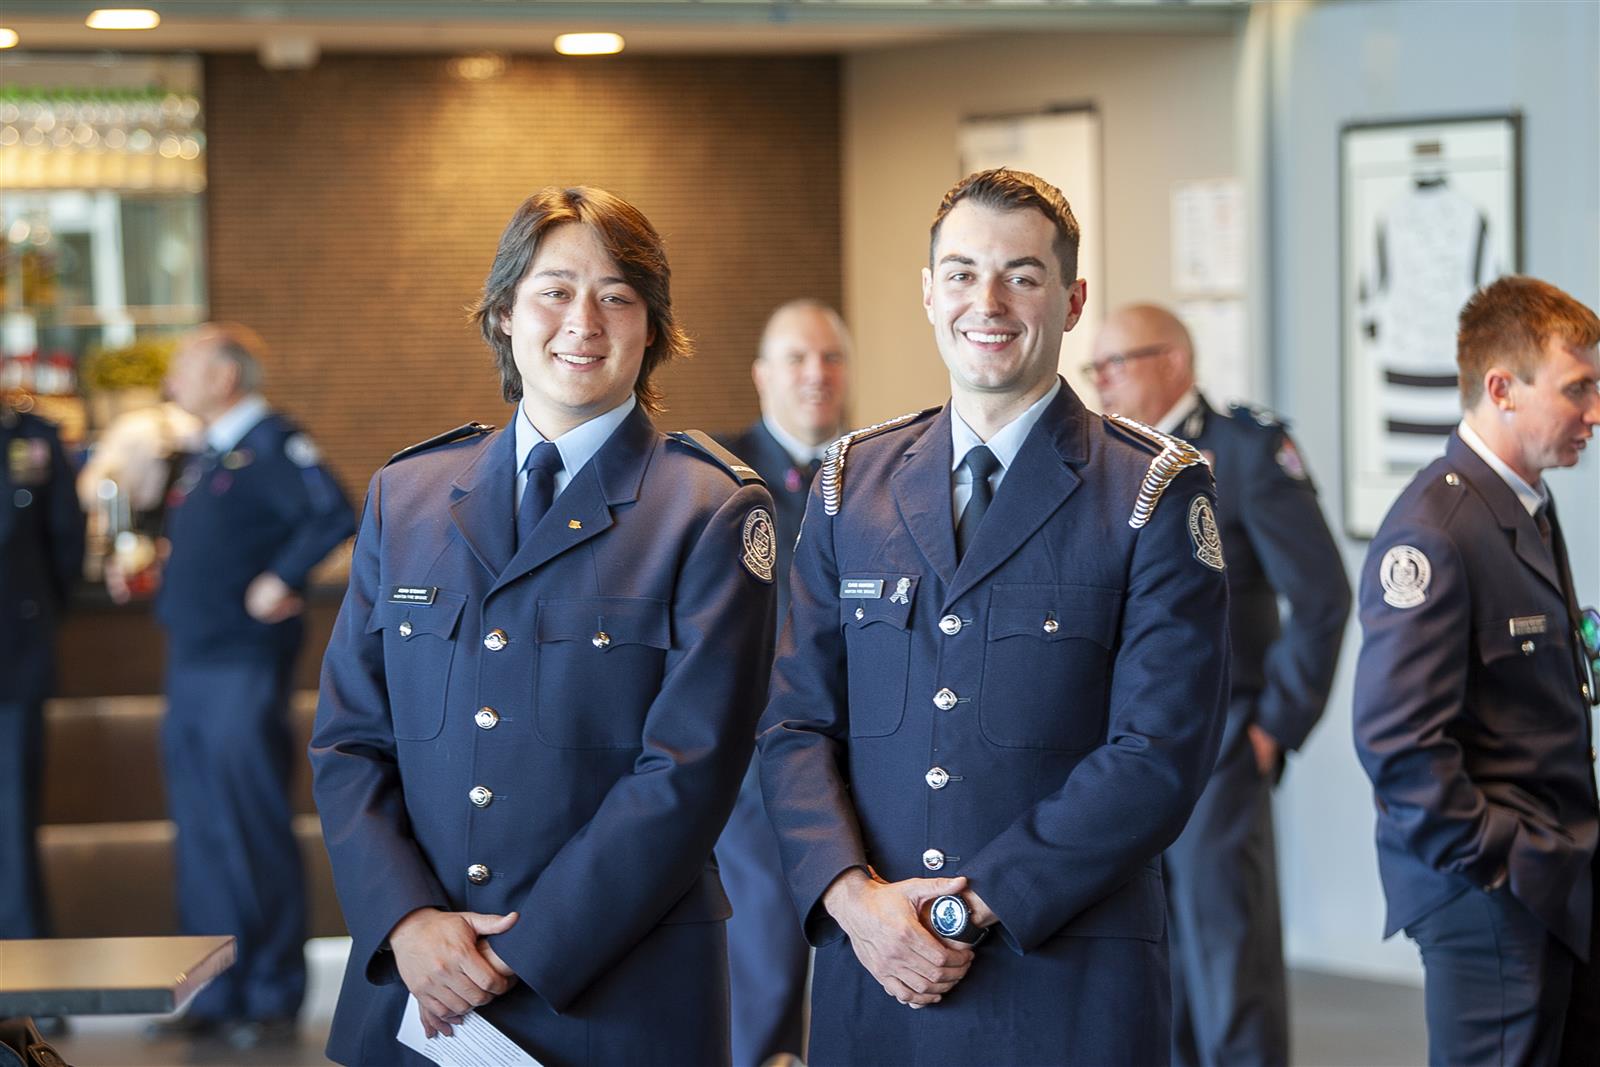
xmin=1354 ymin=276 xmax=1599 ymax=1066
xmin=1089 ymin=304 xmax=1350 ymax=1067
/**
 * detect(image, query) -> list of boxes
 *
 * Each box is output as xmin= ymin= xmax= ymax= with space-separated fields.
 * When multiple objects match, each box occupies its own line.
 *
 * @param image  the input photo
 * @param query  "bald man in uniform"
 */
xmin=716 ymin=299 xmax=851 ymax=1067
xmin=1091 ymin=304 xmax=1351 ymax=1067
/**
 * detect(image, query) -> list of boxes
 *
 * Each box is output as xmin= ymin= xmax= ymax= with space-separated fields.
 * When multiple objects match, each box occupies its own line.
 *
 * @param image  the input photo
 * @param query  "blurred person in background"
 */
xmin=111 ymin=323 xmax=355 ymax=1050
xmin=0 ymin=392 xmax=84 ymax=959
xmin=1090 ymin=303 xmax=1351 ymax=1067
xmin=716 ymin=298 xmax=851 ymax=1067
xmin=1354 ymin=276 xmax=1600 ymax=1067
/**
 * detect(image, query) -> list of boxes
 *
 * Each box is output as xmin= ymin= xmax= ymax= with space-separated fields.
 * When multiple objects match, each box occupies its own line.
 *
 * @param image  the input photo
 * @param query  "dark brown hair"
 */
xmin=929 ymin=168 xmax=1082 ymax=281
xmin=1457 ymin=275 xmax=1600 ymax=406
xmin=471 ymin=186 xmax=691 ymax=412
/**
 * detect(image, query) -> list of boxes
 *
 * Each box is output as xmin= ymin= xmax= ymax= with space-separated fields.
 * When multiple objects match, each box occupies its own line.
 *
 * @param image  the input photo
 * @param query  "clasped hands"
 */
xmin=389 ymin=907 xmax=520 ymax=1038
xmin=822 ymin=867 xmax=994 ymax=1009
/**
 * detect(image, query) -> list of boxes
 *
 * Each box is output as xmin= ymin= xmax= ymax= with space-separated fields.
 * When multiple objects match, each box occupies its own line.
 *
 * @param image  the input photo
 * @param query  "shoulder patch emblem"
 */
xmin=1188 ymin=494 xmax=1226 ymax=571
xmin=1105 ymin=413 xmax=1211 ymax=529
xmin=1379 ymin=545 xmax=1431 ymax=609
xmin=1275 ymin=435 xmax=1308 ymax=481
xmin=741 ymin=507 xmax=777 ymax=584
xmin=284 ymin=432 xmax=321 ymax=468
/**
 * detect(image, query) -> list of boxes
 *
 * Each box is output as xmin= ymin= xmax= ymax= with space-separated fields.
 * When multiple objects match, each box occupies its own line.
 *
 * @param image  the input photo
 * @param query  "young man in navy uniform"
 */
xmin=1353 ymin=276 xmax=1600 ymax=1066
xmin=716 ymin=298 xmax=850 ymax=1067
xmin=311 ymin=186 xmax=776 ymax=1066
xmin=139 ymin=324 xmax=355 ymax=1048
xmin=1091 ymin=303 xmax=1351 ymax=1067
xmin=0 ymin=397 xmax=84 ymax=947
xmin=757 ymin=169 xmax=1231 ymax=1065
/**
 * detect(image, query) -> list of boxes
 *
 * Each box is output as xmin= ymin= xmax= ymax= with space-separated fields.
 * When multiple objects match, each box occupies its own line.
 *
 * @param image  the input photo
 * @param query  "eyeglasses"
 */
xmin=1079 ymin=343 xmax=1169 ymax=379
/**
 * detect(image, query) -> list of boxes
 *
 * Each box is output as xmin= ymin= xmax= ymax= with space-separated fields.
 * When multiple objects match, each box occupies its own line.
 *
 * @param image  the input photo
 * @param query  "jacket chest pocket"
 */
xmin=368 ymin=591 xmax=468 ymax=741
xmin=1474 ymin=616 xmax=1574 ymax=733
xmin=979 ymin=584 xmax=1121 ymax=751
xmin=840 ymin=574 xmax=915 ymax=738
xmin=535 ymin=596 xmax=671 ymax=749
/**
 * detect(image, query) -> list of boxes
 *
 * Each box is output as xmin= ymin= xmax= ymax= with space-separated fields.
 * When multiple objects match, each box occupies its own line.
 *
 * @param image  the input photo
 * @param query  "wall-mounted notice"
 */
xmin=1177 ymin=297 xmax=1250 ymax=408
xmin=1172 ymin=179 xmax=1245 ymax=294
xmin=958 ymin=106 xmax=1102 ymax=400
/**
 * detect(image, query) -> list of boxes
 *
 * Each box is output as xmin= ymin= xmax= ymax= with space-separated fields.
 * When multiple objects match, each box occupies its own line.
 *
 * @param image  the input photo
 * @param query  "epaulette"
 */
xmin=385 ymin=422 xmax=494 ymax=467
xmin=821 ymin=407 xmax=940 ymax=516
xmin=1227 ymin=402 xmax=1289 ymax=430
xmin=1104 ymin=413 xmax=1211 ymax=529
xmin=667 ymin=430 xmax=765 ymax=486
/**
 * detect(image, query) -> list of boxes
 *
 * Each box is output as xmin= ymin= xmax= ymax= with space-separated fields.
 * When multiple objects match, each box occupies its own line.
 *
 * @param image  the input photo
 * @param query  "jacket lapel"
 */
xmin=1446 ymin=433 xmax=1562 ymax=598
xmin=891 ymin=405 xmax=958 ymax=590
xmin=489 ymin=405 xmax=654 ymax=594
xmin=944 ymin=385 xmax=1089 ymax=607
xmin=448 ymin=425 xmax=516 ymax=579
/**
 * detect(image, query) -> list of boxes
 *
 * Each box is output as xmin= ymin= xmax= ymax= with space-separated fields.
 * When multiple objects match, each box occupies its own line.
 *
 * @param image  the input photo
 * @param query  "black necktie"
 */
xmin=956 ymin=446 xmax=1001 ymax=560
xmin=1534 ymin=502 xmax=1553 ymax=551
xmin=517 ymin=442 xmax=563 ymax=549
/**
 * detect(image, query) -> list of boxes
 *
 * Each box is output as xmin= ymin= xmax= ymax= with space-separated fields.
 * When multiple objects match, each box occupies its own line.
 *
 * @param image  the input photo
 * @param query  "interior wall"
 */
xmin=1266 ymin=0 xmax=1600 ymax=983
xmin=842 ymin=30 xmax=1245 ymax=422
xmin=205 ymin=53 xmax=841 ymax=496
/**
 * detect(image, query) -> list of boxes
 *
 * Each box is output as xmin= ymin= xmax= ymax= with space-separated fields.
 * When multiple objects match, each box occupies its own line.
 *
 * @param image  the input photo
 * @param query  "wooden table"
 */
xmin=0 ymin=936 xmax=234 ymax=1017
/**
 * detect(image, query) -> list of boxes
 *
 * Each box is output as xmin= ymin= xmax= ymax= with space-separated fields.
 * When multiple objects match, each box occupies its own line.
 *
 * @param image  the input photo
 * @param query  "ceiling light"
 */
xmin=86 ymin=9 xmax=162 ymax=31
xmin=0 ymin=29 xmax=18 ymax=49
xmin=554 ymin=33 xmax=624 ymax=57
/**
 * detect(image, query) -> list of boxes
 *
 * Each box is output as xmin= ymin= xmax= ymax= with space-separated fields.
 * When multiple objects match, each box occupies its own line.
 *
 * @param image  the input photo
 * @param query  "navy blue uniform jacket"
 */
xmin=1354 ymin=432 xmax=1597 ymax=958
xmin=0 ymin=411 xmax=83 ymax=705
xmin=157 ymin=410 xmax=354 ymax=657
xmin=1183 ymin=396 xmax=1350 ymax=750
xmin=310 ymin=407 xmax=776 ymax=1065
xmin=723 ymin=421 xmax=809 ymax=628
xmin=758 ymin=385 xmax=1230 ymax=1058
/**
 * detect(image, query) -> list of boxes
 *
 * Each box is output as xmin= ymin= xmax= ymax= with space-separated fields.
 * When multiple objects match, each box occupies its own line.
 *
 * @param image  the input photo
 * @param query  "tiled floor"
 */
xmin=44 ymin=941 xmax=1427 ymax=1066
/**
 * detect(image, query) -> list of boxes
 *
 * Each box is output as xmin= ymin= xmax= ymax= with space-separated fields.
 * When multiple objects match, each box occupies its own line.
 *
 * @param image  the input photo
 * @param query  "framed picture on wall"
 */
xmin=1340 ymin=113 xmax=1521 ymax=539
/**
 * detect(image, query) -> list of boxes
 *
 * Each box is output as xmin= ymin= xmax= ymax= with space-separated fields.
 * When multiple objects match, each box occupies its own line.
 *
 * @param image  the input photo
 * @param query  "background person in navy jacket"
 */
xmin=120 ymin=323 xmax=355 ymax=1050
xmin=311 ymin=186 xmax=776 ymax=1066
xmin=716 ymin=298 xmax=850 ymax=1067
xmin=1353 ymin=276 xmax=1600 ymax=1067
xmin=758 ymin=169 xmax=1230 ymax=1066
xmin=0 ymin=398 xmax=84 ymax=948
xmin=1091 ymin=303 xmax=1350 ymax=1067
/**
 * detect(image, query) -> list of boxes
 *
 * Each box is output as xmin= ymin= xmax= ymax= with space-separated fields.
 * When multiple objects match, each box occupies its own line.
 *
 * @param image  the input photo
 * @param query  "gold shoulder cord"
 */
xmin=821 ymin=409 xmax=934 ymax=516
xmin=1104 ymin=413 xmax=1210 ymax=529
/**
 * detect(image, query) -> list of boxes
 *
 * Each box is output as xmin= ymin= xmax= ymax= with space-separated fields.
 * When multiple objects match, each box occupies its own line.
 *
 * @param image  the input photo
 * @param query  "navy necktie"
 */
xmin=956 ymin=445 xmax=1001 ymax=560
xmin=517 ymin=441 xmax=563 ymax=549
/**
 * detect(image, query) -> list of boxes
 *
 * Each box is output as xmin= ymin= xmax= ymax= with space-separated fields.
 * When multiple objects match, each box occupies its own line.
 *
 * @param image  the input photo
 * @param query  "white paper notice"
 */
xmin=1172 ymin=179 xmax=1245 ymax=294
xmin=397 ymin=993 xmax=543 ymax=1066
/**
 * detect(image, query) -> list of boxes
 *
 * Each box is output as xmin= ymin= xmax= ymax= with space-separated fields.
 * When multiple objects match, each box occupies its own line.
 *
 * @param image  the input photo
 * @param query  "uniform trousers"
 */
xmin=715 ymin=761 xmax=810 ymax=1066
xmin=162 ymin=649 xmax=306 ymax=1021
xmin=1165 ymin=707 xmax=1288 ymax=1067
xmin=1557 ymin=846 xmax=1599 ymax=1067
xmin=1406 ymin=883 xmax=1574 ymax=1067
xmin=0 ymin=700 xmax=48 ymax=938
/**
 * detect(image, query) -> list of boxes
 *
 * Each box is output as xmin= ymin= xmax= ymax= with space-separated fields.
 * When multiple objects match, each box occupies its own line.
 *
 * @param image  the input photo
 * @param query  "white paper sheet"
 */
xmin=397 ymin=992 xmax=544 ymax=1066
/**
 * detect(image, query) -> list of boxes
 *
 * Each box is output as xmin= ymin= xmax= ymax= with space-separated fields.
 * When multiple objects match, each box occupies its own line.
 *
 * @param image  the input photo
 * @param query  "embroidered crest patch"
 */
xmin=1188 ymin=494 xmax=1226 ymax=572
xmin=285 ymin=432 xmax=321 ymax=468
xmin=741 ymin=507 xmax=777 ymax=583
xmin=1380 ymin=545 xmax=1430 ymax=609
xmin=1275 ymin=436 xmax=1308 ymax=480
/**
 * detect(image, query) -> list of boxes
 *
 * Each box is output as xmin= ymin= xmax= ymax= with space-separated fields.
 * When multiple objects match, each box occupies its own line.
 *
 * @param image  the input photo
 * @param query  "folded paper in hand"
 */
xmin=397 ymin=992 xmax=543 ymax=1066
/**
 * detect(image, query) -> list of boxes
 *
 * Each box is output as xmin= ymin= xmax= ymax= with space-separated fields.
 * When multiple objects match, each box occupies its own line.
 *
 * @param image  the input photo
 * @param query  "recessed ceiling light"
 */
xmin=86 ymin=9 xmax=162 ymax=31
xmin=554 ymin=32 xmax=624 ymax=57
xmin=0 ymin=28 xmax=18 ymax=49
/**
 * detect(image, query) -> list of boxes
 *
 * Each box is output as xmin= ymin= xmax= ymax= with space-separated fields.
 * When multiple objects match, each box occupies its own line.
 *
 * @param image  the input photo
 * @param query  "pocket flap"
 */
xmin=366 ymin=590 xmax=467 ymax=639
xmin=987 ymin=584 xmax=1120 ymax=647
xmin=537 ymin=596 xmax=671 ymax=649
xmin=1475 ymin=617 xmax=1565 ymax=665
xmin=840 ymin=573 xmax=916 ymax=631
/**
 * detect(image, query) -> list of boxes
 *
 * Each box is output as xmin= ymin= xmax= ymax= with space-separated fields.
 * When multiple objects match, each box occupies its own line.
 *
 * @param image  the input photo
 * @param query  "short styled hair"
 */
xmin=471 ymin=186 xmax=691 ymax=412
xmin=929 ymin=168 xmax=1082 ymax=281
xmin=1457 ymin=275 xmax=1600 ymax=407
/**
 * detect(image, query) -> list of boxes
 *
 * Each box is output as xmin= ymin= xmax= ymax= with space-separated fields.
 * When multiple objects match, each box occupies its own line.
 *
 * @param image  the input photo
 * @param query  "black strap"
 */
xmin=667 ymin=430 xmax=765 ymax=487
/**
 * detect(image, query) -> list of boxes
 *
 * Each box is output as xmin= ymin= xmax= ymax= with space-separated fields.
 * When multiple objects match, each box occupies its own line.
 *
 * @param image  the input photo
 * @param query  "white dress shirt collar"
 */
xmin=205 ymin=394 xmax=270 ymax=453
xmin=950 ymin=376 xmax=1062 ymax=474
xmin=1155 ymin=388 xmax=1203 ymax=436
xmin=1457 ymin=420 xmax=1548 ymax=516
xmin=763 ymin=415 xmax=832 ymax=468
